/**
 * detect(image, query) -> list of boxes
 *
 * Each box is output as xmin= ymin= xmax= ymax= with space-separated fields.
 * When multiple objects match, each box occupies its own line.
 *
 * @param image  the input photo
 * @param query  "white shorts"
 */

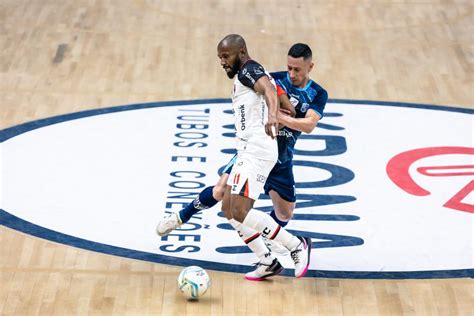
xmin=227 ymin=154 xmax=276 ymax=201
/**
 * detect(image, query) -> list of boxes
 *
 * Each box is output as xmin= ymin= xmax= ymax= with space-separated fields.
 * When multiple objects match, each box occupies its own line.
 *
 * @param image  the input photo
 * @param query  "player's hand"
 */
xmin=265 ymin=113 xmax=278 ymax=139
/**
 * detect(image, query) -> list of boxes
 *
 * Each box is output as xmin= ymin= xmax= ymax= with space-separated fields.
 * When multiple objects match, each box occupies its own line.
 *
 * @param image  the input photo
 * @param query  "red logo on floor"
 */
xmin=387 ymin=146 xmax=474 ymax=213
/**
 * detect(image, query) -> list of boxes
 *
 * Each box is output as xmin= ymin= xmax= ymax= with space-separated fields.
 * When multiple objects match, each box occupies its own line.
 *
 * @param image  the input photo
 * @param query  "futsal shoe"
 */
xmin=245 ymin=258 xmax=284 ymax=281
xmin=156 ymin=212 xmax=181 ymax=236
xmin=290 ymin=236 xmax=312 ymax=278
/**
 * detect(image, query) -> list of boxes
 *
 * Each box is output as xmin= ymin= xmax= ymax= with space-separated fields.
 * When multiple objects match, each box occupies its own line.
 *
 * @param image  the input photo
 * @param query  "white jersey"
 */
xmin=231 ymin=60 xmax=278 ymax=162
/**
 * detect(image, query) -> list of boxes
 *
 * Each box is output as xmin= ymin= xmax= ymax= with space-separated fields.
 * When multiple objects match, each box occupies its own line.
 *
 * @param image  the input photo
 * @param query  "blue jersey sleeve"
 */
xmin=310 ymin=88 xmax=328 ymax=119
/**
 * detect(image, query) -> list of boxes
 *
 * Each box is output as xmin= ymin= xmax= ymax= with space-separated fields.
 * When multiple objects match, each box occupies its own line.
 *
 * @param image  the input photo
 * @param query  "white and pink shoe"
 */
xmin=245 ymin=258 xmax=284 ymax=281
xmin=290 ymin=236 xmax=312 ymax=278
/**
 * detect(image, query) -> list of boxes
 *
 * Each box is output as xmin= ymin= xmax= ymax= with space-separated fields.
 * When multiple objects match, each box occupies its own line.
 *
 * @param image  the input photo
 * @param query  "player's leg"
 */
xmin=230 ymin=156 xmax=311 ymax=278
xmin=220 ymin=182 xmax=233 ymax=219
xmin=263 ymin=162 xmax=297 ymax=254
xmin=156 ymin=155 xmax=236 ymax=236
xmin=223 ymin=176 xmax=283 ymax=280
xmin=263 ymin=190 xmax=295 ymax=255
xmin=178 ymin=173 xmax=228 ymax=223
xmin=156 ymin=173 xmax=228 ymax=236
xmin=265 ymin=161 xmax=296 ymax=227
xmin=269 ymin=190 xmax=295 ymax=225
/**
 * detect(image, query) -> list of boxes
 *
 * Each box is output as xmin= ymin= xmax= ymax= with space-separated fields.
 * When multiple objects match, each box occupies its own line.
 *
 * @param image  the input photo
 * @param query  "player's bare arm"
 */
xmin=277 ymin=93 xmax=295 ymax=129
xmin=254 ymin=76 xmax=278 ymax=138
xmin=278 ymin=108 xmax=320 ymax=134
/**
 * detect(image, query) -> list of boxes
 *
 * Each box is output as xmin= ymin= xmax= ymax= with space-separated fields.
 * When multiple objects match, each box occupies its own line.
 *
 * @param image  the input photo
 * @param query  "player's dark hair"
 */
xmin=288 ymin=43 xmax=312 ymax=60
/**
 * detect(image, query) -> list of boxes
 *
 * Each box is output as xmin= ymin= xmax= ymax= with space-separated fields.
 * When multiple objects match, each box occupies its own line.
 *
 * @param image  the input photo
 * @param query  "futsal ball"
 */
xmin=177 ymin=266 xmax=210 ymax=300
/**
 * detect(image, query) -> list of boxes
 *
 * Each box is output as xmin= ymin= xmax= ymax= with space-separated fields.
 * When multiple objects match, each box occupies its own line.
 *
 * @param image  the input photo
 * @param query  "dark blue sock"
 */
xmin=179 ymin=186 xmax=218 ymax=223
xmin=270 ymin=209 xmax=289 ymax=227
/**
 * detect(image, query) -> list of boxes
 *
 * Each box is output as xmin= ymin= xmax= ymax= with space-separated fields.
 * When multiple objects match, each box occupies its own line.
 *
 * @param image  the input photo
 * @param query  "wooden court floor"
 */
xmin=1 ymin=0 xmax=473 ymax=315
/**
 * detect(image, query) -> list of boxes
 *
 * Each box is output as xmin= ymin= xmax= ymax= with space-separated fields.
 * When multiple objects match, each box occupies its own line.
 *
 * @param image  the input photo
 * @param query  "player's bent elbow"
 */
xmin=303 ymin=125 xmax=315 ymax=134
xmin=303 ymin=119 xmax=319 ymax=134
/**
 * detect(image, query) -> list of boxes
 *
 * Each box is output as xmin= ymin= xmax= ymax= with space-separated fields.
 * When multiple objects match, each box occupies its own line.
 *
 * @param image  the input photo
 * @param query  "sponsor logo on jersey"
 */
xmin=238 ymin=104 xmax=246 ymax=130
xmin=289 ymin=96 xmax=299 ymax=107
xmin=300 ymin=102 xmax=309 ymax=112
xmin=254 ymin=67 xmax=263 ymax=75
xmin=241 ymin=67 xmax=256 ymax=85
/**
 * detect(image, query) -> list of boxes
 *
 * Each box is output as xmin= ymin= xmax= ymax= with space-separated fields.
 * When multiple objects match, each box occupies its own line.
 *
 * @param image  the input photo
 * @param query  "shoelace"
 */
xmin=291 ymin=249 xmax=301 ymax=264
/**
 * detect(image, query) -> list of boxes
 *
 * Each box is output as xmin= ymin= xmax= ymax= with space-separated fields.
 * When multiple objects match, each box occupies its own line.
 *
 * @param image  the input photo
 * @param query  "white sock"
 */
xmin=242 ymin=209 xmax=300 ymax=250
xmin=228 ymin=218 xmax=274 ymax=264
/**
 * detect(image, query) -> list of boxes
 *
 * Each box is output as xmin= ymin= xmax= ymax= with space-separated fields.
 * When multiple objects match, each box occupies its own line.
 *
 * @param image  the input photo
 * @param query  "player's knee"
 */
xmin=277 ymin=210 xmax=293 ymax=221
xmin=231 ymin=206 xmax=247 ymax=223
xmin=213 ymin=185 xmax=226 ymax=201
xmin=221 ymin=201 xmax=229 ymax=213
xmin=275 ymin=205 xmax=294 ymax=221
xmin=220 ymin=203 xmax=230 ymax=217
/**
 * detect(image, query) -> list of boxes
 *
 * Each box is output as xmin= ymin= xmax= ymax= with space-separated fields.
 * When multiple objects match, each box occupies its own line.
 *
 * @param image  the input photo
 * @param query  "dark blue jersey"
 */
xmin=270 ymin=71 xmax=328 ymax=164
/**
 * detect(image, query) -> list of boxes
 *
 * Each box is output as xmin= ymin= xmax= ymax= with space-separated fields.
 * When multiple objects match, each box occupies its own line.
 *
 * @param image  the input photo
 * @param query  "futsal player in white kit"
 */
xmin=216 ymin=34 xmax=311 ymax=278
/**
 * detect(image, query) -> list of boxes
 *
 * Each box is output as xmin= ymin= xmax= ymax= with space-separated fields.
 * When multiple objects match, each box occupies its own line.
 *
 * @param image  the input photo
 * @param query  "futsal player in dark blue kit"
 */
xmin=157 ymin=43 xmax=328 ymax=280
xmin=263 ymin=55 xmax=327 ymax=227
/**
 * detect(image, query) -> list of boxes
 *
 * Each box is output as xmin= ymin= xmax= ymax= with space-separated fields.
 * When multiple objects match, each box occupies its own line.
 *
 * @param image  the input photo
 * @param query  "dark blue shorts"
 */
xmin=222 ymin=154 xmax=296 ymax=203
xmin=263 ymin=161 xmax=296 ymax=202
